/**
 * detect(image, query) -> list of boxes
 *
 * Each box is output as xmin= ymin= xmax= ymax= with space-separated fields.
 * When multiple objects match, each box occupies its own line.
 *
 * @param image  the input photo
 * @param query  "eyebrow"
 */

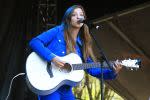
xmin=72 ymin=12 xmax=83 ymax=14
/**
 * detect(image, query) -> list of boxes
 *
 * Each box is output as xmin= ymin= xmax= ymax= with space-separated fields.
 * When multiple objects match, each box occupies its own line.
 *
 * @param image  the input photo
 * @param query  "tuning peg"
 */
xmin=130 ymin=68 xmax=134 ymax=71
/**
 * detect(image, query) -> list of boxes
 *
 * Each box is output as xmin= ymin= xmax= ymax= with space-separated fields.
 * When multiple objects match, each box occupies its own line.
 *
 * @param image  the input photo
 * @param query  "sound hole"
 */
xmin=62 ymin=63 xmax=72 ymax=73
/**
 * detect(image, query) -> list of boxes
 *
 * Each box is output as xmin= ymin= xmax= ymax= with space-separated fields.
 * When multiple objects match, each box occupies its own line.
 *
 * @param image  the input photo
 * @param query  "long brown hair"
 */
xmin=61 ymin=5 xmax=96 ymax=62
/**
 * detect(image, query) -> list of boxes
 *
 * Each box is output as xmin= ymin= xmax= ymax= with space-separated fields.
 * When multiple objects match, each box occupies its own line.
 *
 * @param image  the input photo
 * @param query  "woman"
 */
xmin=29 ymin=5 xmax=122 ymax=100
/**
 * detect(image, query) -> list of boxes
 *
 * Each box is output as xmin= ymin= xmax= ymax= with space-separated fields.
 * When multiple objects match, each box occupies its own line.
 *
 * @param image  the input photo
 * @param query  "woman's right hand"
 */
xmin=51 ymin=56 xmax=65 ymax=68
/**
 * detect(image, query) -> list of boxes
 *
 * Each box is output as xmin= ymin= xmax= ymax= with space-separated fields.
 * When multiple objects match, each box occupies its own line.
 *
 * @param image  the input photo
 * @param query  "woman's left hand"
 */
xmin=113 ymin=60 xmax=123 ymax=74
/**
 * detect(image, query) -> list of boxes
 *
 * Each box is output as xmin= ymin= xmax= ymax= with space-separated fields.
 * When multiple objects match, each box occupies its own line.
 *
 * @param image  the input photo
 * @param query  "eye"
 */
xmin=80 ymin=13 xmax=84 ymax=16
xmin=71 ymin=14 xmax=76 ymax=17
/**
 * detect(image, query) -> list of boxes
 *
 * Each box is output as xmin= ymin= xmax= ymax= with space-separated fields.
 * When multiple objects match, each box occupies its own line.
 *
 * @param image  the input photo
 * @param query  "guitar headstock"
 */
xmin=121 ymin=58 xmax=141 ymax=70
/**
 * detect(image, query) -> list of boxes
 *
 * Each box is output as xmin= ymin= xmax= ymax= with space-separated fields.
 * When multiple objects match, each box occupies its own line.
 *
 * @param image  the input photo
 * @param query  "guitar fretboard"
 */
xmin=72 ymin=62 xmax=113 ymax=70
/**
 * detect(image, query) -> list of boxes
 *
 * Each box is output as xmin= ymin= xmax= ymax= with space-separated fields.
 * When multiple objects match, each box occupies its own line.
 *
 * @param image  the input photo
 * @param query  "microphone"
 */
xmin=78 ymin=18 xmax=100 ymax=29
xmin=78 ymin=18 xmax=87 ymax=24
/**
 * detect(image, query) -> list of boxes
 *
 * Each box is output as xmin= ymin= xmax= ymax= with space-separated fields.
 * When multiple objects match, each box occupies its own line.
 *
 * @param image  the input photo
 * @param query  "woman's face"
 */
xmin=71 ymin=8 xmax=85 ymax=28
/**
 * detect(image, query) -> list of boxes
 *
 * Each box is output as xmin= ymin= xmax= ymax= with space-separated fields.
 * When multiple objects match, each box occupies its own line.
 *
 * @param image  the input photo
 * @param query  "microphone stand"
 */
xmin=87 ymin=24 xmax=114 ymax=100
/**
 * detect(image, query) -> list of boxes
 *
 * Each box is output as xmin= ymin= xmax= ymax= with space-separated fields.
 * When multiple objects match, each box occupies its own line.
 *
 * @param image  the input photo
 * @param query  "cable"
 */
xmin=5 ymin=73 xmax=26 ymax=100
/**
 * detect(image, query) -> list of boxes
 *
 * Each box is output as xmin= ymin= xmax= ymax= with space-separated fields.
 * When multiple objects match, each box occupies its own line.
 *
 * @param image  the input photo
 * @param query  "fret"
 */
xmin=72 ymin=62 xmax=102 ymax=70
xmin=72 ymin=61 xmax=115 ymax=71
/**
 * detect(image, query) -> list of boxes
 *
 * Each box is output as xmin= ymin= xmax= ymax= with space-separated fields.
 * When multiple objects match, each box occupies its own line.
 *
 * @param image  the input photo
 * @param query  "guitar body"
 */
xmin=26 ymin=52 xmax=84 ymax=95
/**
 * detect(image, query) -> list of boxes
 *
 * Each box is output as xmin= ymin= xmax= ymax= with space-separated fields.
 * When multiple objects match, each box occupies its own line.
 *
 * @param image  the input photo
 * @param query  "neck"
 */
xmin=71 ymin=27 xmax=80 ymax=41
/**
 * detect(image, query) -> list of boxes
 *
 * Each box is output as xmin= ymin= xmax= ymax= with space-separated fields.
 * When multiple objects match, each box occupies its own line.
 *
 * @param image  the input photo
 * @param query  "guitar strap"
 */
xmin=47 ymin=62 xmax=53 ymax=78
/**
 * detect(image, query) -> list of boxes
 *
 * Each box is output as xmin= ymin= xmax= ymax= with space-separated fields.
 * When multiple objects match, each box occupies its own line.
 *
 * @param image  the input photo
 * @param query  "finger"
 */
xmin=112 ymin=63 xmax=117 ymax=70
xmin=116 ymin=59 xmax=119 ymax=63
xmin=58 ymin=62 xmax=65 ymax=68
xmin=113 ymin=65 xmax=116 ymax=70
xmin=56 ymin=60 xmax=66 ymax=67
xmin=113 ymin=63 xmax=121 ymax=71
xmin=115 ymin=60 xmax=120 ymax=65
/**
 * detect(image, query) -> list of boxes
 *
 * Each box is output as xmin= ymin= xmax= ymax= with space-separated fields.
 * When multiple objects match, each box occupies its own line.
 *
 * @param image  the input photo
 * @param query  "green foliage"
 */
xmin=73 ymin=73 xmax=124 ymax=100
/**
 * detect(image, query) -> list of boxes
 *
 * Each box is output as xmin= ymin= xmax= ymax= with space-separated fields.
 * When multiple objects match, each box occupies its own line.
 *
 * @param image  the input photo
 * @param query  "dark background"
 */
xmin=58 ymin=0 xmax=149 ymax=20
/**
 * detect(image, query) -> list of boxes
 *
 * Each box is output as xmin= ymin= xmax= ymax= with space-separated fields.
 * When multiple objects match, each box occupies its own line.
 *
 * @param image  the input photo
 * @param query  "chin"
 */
xmin=75 ymin=24 xmax=83 ymax=28
xmin=72 ymin=25 xmax=81 ymax=29
xmin=71 ymin=23 xmax=83 ymax=29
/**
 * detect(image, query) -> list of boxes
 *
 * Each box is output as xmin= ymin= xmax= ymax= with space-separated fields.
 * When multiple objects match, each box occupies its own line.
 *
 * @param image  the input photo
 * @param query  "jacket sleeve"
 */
xmin=85 ymin=57 xmax=117 ymax=80
xmin=29 ymin=27 xmax=59 ymax=62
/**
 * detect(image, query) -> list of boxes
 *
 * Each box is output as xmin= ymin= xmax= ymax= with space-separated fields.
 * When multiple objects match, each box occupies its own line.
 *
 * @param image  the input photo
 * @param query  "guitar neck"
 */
xmin=72 ymin=58 xmax=140 ymax=70
xmin=72 ymin=62 xmax=113 ymax=70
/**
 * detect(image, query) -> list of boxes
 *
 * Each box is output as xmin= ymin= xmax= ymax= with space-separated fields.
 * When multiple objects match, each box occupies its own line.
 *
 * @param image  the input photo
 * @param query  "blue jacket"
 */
xmin=29 ymin=24 xmax=117 ymax=80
